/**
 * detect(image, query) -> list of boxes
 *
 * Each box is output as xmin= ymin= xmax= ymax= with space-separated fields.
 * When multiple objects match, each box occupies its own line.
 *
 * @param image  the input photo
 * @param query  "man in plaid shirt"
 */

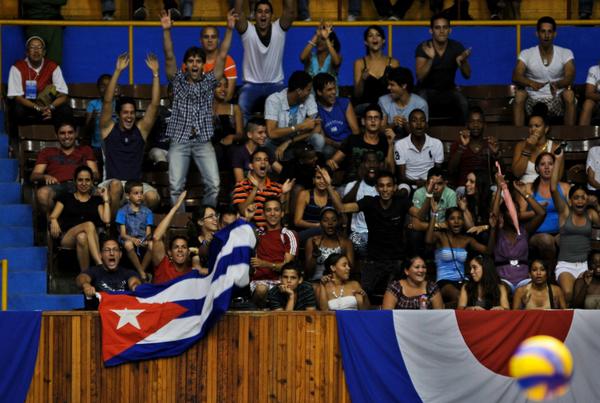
xmin=161 ymin=9 xmax=237 ymax=210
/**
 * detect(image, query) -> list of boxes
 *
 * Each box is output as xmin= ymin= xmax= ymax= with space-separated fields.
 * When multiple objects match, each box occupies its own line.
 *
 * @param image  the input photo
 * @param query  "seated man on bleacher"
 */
xmin=30 ymin=121 xmax=98 ymax=214
xmin=512 ymin=16 xmax=575 ymax=126
xmin=99 ymin=53 xmax=161 ymax=215
xmin=7 ymin=36 xmax=72 ymax=125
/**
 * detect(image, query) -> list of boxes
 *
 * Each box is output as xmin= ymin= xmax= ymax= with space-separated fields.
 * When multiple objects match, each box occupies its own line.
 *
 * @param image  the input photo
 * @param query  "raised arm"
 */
xmin=550 ymin=151 xmax=568 ymax=219
xmin=234 ymin=0 xmax=248 ymax=34
xmin=160 ymin=10 xmax=177 ymax=80
xmin=137 ymin=53 xmax=161 ymax=138
xmin=279 ymin=0 xmax=296 ymax=31
xmin=415 ymin=41 xmax=435 ymax=81
xmin=512 ymin=180 xmax=547 ymax=234
xmin=151 ymin=191 xmax=187 ymax=266
xmin=100 ymin=53 xmax=128 ymax=139
xmin=214 ymin=10 xmax=237 ymax=82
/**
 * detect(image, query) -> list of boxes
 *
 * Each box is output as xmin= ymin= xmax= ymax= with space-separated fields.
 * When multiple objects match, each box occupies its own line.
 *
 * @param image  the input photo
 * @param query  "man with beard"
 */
xmin=234 ymin=0 xmax=295 ymax=122
xmin=31 ymin=121 xmax=98 ymax=213
xmin=232 ymin=148 xmax=294 ymax=228
xmin=447 ymin=106 xmax=500 ymax=187
xmin=99 ymin=53 xmax=161 ymax=215
xmin=394 ymin=109 xmax=444 ymax=189
xmin=76 ymin=238 xmax=141 ymax=310
xmin=512 ymin=16 xmax=575 ymax=126
xmin=230 ymin=117 xmax=270 ymax=183
xmin=331 ymin=170 xmax=411 ymax=303
xmin=161 ymin=9 xmax=236 ymax=211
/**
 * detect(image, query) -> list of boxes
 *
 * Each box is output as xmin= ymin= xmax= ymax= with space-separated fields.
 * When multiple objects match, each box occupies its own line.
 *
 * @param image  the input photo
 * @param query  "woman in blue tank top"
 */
xmin=426 ymin=206 xmax=497 ymax=308
xmin=300 ymin=22 xmax=341 ymax=78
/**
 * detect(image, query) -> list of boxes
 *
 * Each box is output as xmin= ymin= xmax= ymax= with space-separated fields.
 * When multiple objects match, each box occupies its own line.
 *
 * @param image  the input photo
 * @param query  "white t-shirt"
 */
xmin=585 ymin=65 xmax=600 ymax=92
xmin=7 ymin=58 xmax=69 ymax=97
xmin=394 ymin=134 xmax=444 ymax=181
xmin=518 ymin=45 xmax=574 ymax=99
xmin=343 ymin=180 xmax=378 ymax=234
xmin=264 ymin=89 xmax=318 ymax=129
xmin=241 ymin=20 xmax=286 ymax=84
xmin=586 ymin=146 xmax=600 ymax=191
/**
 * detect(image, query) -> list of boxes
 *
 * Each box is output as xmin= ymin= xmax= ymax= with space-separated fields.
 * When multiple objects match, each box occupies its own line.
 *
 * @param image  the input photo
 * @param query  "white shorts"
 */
xmin=555 ymin=261 xmax=588 ymax=280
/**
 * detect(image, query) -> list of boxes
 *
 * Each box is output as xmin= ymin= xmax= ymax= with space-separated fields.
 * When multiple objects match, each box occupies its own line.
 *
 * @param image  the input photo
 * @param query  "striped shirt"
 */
xmin=165 ymin=70 xmax=218 ymax=144
xmin=232 ymin=177 xmax=282 ymax=227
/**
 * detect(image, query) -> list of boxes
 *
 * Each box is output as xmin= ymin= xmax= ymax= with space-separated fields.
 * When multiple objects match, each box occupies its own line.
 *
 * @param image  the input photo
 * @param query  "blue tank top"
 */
xmin=302 ymin=191 xmax=332 ymax=224
xmin=435 ymin=247 xmax=468 ymax=282
xmin=317 ymin=98 xmax=352 ymax=143
xmin=532 ymin=185 xmax=565 ymax=234
xmin=308 ymin=53 xmax=335 ymax=77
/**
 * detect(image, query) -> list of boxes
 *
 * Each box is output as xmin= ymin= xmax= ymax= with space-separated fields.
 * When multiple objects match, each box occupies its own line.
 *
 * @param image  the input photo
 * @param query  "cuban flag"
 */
xmin=98 ymin=219 xmax=256 ymax=366
xmin=336 ymin=310 xmax=600 ymax=403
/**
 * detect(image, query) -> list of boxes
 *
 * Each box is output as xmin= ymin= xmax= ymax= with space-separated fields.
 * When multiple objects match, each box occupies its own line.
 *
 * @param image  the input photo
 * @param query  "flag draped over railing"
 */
xmin=99 ymin=219 xmax=256 ymax=367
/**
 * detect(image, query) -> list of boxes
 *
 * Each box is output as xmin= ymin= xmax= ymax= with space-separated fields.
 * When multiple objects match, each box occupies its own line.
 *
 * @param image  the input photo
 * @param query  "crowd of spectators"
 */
xmin=7 ymin=5 xmax=600 ymax=312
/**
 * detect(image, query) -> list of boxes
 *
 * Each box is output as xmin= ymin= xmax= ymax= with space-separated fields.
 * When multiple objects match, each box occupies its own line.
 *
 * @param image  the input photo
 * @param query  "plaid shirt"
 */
xmin=165 ymin=70 xmax=218 ymax=144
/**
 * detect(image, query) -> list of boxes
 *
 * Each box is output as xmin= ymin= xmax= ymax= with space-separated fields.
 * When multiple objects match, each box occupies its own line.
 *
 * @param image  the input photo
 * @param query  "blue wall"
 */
xmin=2 ymin=24 xmax=598 ymax=87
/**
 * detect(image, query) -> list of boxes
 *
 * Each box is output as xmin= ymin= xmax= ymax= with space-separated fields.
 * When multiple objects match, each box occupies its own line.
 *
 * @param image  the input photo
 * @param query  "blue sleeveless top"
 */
xmin=532 ymin=185 xmax=566 ymax=234
xmin=435 ymin=247 xmax=468 ymax=282
xmin=308 ymin=53 xmax=335 ymax=77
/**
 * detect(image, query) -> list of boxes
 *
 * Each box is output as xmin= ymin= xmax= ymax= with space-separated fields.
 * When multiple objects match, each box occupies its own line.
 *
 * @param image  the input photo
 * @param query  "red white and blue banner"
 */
xmin=0 ymin=311 xmax=41 ymax=403
xmin=98 ymin=219 xmax=256 ymax=366
xmin=336 ymin=310 xmax=600 ymax=403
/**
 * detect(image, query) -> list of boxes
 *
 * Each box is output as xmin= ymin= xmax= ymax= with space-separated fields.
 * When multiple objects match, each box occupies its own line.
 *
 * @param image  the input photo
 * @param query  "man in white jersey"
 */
xmin=234 ymin=0 xmax=295 ymax=122
xmin=512 ymin=16 xmax=576 ymax=126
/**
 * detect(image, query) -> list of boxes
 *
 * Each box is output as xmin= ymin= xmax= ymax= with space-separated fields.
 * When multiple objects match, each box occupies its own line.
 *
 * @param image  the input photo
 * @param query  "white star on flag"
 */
xmin=111 ymin=308 xmax=145 ymax=330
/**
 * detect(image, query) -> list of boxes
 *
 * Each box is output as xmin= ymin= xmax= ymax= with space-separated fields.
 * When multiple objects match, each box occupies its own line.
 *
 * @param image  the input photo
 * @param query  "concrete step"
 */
xmin=7 ymin=270 xmax=46 ymax=294
xmin=0 ymin=226 xmax=33 ymax=247
xmin=0 ymin=134 xmax=7 ymax=158
xmin=8 ymin=293 xmax=83 ymax=311
xmin=0 ymin=183 xmax=22 ymax=205
xmin=0 ymin=247 xmax=47 ymax=270
xmin=0 ymin=204 xmax=32 ymax=226
xmin=0 ymin=159 xmax=18 ymax=182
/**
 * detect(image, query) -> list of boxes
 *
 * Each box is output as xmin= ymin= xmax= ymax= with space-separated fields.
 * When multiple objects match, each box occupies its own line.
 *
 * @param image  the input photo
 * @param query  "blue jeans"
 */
xmin=297 ymin=0 xmax=310 ymax=19
xmin=168 ymin=140 xmax=220 ymax=210
xmin=238 ymin=82 xmax=285 ymax=123
xmin=348 ymin=0 xmax=361 ymax=16
xmin=579 ymin=0 xmax=594 ymax=15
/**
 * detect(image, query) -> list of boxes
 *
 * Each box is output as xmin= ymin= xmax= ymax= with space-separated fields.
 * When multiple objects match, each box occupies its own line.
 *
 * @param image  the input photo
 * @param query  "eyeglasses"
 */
xmin=202 ymin=214 xmax=219 ymax=221
xmin=28 ymin=46 xmax=44 ymax=51
xmin=102 ymin=248 xmax=120 ymax=253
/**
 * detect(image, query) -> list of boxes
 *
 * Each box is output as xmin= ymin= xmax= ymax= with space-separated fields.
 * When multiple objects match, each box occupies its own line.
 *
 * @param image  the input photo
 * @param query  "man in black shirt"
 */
xmin=267 ymin=265 xmax=317 ymax=311
xmin=76 ymin=239 xmax=141 ymax=310
xmin=331 ymin=169 xmax=411 ymax=303
xmin=415 ymin=14 xmax=471 ymax=125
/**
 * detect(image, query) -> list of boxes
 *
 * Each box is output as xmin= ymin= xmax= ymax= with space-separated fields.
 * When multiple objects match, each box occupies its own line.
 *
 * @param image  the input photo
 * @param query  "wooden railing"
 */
xmin=25 ymin=311 xmax=350 ymax=403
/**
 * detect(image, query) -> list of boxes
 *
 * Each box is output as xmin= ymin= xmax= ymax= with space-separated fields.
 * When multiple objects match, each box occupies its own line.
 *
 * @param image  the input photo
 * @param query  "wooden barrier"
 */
xmin=25 ymin=311 xmax=351 ymax=403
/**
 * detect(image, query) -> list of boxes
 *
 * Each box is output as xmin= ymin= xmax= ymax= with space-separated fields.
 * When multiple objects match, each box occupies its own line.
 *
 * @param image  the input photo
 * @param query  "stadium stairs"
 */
xmin=0 ymin=112 xmax=82 ymax=310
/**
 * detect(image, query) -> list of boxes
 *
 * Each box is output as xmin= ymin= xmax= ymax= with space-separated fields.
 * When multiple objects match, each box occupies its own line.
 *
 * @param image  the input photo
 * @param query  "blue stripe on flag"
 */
xmin=336 ymin=311 xmax=422 ymax=403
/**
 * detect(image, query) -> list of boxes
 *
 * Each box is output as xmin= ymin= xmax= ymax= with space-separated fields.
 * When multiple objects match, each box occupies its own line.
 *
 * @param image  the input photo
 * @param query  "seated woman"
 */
xmin=458 ymin=255 xmax=510 ymax=310
xmin=426 ymin=207 xmax=497 ymax=308
xmin=187 ymin=205 xmax=219 ymax=275
xmin=49 ymin=166 xmax=110 ymax=271
xmin=512 ymin=259 xmax=566 ymax=309
xmin=151 ymin=191 xmax=192 ymax=284
xmin=305 ymin=207 xmax=354 ymax=281
xmin=517 ymin=152 xmax=569 ymax=269
xmin=551 ymin=150 xmax=600 ymax=306
xmin=294 ymin=167 xmax=336 ymax=242
xmin=382 ymin=256 xmax=444 ymax=310
xmin=352 ymin=25 xmax=400 ymax=115
xmin=318 ymin=253 xmax=369 ymax=310
xmin=495 ymin=177 xmax=546 ymax=292
xmin=572 ymin=251 xmax=600 ymax=309
xmin=300 ymin=21 xmax=341 ymax=78
xmin=457 ymin=171 xmax=492 ymax=235
xmin=511 ymin=110 xmax=563 ymax=184
xmin=212 ymin=78 xmax=243 ymax=168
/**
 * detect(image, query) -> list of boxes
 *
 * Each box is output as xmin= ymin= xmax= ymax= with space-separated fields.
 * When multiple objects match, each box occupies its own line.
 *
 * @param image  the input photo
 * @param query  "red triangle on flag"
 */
xmin=99 ymin=292 xmax=188 ymax=362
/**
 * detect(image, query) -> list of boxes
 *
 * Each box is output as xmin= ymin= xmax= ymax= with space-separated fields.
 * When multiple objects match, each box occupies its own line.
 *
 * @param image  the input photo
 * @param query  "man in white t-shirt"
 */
xmin=586 ymin=146 xmax=600 ymax=197
xmin=579 ymin=64 xmax=600 ymax=125
xmin=512 ymin=16 xmax=576 ymax=126
xmin=394 ymin=109 xmax=444 ymax=188
xmin=234 ymin=0 xmax=295 ymax=122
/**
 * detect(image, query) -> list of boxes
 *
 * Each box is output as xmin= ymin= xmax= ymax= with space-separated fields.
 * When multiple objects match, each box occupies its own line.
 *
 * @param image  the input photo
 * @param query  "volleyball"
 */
xmin=509 ymin=335 xmax=573 ymax=401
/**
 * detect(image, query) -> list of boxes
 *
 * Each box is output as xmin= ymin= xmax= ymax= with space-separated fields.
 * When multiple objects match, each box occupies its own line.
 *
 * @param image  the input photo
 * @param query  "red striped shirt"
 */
xmin=232 ymin=177 xmax=282 ymax=227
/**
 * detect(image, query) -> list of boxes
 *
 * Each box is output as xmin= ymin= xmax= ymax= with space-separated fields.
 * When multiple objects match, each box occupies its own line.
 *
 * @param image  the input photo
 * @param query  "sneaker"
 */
xmin=387 ymin=15 xmax=399 ymax=21
xmin=300 ymin=16 xmax=312 ymax=22
xmin=579 ymin=13 xmax=591 ymax=20
xmin=102 ymin=13 xmax=114 ymax=21
xmin=133 ymin=7 xmax=147 ymax=20
xmin=347 ymin=14 xmax=358 ymax=22
xmin=169 ymin=7 xmax=182 ymax=21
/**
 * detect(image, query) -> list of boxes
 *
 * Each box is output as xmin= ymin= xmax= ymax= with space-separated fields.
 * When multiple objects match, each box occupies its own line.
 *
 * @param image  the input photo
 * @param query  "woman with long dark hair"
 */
xmin=300 ymin=21 xmax=341 ymax=78
xmin=318 ymin=253 xmax=368 ymax=310
xmin=458 ymin=255 xmax=509 ymax=310
xmin=512 ymin=259 xmax=566 ymax=309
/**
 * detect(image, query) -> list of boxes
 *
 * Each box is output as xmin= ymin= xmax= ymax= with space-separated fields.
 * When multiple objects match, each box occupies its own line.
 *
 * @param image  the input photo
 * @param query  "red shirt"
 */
xmin=35 ymin=146 xmax=95 ymax=183
xmin=153 ymin=256 xmax=192 ymax=284
xmin=14 ymin=58 xmax=58 ymax=93
xmin=253 ymin=227 xmax=297 ymax=281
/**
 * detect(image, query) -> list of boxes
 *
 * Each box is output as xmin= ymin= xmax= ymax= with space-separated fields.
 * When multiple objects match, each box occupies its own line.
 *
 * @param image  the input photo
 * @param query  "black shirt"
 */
xmin=84 ymin=265 xmax=140 ymax=310
xmin=104 ymin=124 xmax=145 ymax=181
xmin=267 ymin=282 xmax=317 ymax=310
xmin=340 ymin=134 xmax=389 ymax=182
xmin=56 ymin=193 xmax=102 ymax=233
xmin=415 ymin=39 xmax=466 ymax=91
xmin=357 ymin=194 xmax=410 ymax=260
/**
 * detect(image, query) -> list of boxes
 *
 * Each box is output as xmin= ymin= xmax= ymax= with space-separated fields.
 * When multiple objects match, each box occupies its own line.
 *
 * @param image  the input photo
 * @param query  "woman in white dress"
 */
xmin=318 ymin=253 xmax=369 ymax=310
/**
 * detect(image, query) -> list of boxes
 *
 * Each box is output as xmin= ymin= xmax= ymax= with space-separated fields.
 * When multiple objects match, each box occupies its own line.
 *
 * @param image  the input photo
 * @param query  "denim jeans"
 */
xmin=297 ymin=0 xmax=310 ymax=20
xmin=168 ymin=140 xmax=220 ymax=210
xmin=238 ymin=82 xmax=285 ymax=123
xmin=579 ymin=0 xmax=594 ymax=15
xmin=348 ymin=0 xmax=361 ymax=16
